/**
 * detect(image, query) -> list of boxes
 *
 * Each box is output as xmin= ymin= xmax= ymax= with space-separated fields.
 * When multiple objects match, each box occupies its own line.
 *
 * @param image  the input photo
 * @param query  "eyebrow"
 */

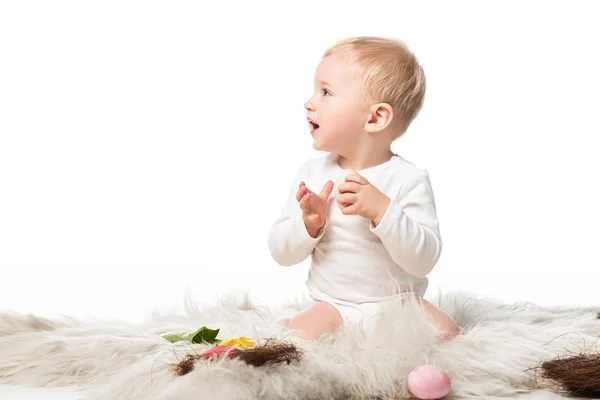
xmin=317 ymin=79 xmax=332 ymax=88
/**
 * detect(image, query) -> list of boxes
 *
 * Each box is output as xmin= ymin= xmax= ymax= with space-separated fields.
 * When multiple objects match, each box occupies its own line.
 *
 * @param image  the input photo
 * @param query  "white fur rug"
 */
xmin=0 ymin=291 xmax=599 ymax=399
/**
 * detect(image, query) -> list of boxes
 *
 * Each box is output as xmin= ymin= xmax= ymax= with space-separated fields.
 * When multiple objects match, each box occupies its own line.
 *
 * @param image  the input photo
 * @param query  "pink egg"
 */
xmin=202 ymin=345 xmax=238 ymax=359
xmin=407 ymin=365 xmax=451 ymax=399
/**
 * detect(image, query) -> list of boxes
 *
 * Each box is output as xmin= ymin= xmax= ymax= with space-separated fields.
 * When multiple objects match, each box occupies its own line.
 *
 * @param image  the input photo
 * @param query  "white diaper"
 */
xmin=309 ymin=291 xmax=419 ymax=331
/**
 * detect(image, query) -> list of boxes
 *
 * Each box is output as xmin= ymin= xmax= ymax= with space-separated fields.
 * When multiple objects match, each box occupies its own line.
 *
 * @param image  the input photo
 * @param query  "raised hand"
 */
xmin=296 ymin=180 xmax=334 ymax=238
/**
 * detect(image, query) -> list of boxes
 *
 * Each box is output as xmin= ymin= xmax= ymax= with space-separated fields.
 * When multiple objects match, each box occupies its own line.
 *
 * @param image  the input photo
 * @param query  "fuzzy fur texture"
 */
xmin=1 ymin=290 xmax=599 ymax=399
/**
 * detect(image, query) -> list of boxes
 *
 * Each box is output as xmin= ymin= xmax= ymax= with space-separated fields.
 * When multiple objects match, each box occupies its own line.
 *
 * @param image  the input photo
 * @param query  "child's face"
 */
xmin=304 ymin=55 xmax=370 ymax=154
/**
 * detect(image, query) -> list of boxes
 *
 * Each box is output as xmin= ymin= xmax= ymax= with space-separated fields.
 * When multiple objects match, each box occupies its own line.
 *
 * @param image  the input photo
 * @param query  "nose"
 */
xmin=304 ymin=98 xmax=315 ymax=112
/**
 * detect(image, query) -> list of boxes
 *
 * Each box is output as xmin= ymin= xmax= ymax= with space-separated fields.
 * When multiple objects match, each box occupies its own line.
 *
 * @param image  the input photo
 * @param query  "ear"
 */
xmin=364 ymin=103 xmax=394 ymax=133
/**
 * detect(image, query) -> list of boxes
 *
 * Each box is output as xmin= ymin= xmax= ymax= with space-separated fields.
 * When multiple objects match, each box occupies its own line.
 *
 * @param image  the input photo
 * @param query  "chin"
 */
xmin=312 ymin=141 xmax=329 ymax=152
xmin=312 ymin=135 xmax=339 ymax=153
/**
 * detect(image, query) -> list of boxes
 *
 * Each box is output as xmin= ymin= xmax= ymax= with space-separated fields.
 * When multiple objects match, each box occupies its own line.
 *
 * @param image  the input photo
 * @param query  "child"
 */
xmin=267 ymin=37 xmax=460 ymax=342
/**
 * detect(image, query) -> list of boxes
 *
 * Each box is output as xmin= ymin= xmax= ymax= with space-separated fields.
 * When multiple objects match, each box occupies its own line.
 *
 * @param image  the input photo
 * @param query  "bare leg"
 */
xmin=281 ymin=298 xmax=459 ymax=342
xmin=285 ymin=301 xmax=343 ymax=341
xmin=418 ymin=298 xmax=461 ymax=342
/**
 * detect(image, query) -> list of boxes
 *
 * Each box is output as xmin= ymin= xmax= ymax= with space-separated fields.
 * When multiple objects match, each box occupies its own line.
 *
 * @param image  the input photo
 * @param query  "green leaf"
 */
xmin=187 ymin=326 xmax=221 ymax=344
xmin=162 ymin=326 xmax=222 ymax=344
xmin=162 ymin=333 xmax=188 ymax=343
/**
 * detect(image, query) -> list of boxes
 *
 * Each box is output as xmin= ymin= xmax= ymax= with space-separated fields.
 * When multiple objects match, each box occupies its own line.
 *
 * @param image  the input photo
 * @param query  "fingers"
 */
xmin=298 ymin=181 xmax=333 ymax=202
xmin=299 ymin=191 xmax=324 ymax=229
xmin=299 ymin=192 xmax=321 ymax=215
xmin=337 ymin=193 xmax=357 ymax=206
xmin=341 ymin=203 xmax=359 ymax=215
xmin=338 ymin=182 xmax=361 ymax=194
xmin=297 ymin=181 xmax=314 ymax=202
xmin=296 ymin=184 xmax=307 ymax=202
xmin=319 ymin=180 xmax=334 ymax=200
xmin=344 ymin=174 xmax=369 ymax=185
xmin=299 ymin=191 xmax=311 ymax=210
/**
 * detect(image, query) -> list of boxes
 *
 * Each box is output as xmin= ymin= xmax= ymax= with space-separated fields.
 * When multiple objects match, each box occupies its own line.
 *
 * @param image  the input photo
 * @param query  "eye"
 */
xmin=322 ymin=88 xmax=331 ymax=96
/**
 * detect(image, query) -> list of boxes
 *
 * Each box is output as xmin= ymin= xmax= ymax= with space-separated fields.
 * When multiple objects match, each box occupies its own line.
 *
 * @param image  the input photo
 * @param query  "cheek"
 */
xmin=328 ymin=104 xmax=362 ymax=128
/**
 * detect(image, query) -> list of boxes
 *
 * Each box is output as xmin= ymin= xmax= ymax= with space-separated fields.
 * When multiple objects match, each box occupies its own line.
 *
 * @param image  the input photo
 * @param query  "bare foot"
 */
xmin=419 ymin=298 xmax=461 ymax=342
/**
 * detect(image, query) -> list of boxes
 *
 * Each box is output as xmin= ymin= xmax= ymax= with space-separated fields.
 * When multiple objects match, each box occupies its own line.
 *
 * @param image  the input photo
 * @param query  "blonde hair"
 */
xmin=323 ymin=36 xmax=426 ymax=137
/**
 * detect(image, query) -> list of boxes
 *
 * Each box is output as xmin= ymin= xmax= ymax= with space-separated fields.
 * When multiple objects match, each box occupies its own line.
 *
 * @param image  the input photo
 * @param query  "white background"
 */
xmin=1 ymin=1 xmax=599 ymax=323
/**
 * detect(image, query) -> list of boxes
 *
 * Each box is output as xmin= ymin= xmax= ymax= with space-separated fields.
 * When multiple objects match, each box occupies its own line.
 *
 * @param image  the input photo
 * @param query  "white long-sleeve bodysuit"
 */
xmin=267 ymin=153 xmax=442 ymax=318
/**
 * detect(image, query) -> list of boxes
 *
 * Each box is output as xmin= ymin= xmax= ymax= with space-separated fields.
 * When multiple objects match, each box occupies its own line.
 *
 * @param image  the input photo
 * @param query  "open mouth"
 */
xmin=308 ymin=118 xmax=320 ymax=133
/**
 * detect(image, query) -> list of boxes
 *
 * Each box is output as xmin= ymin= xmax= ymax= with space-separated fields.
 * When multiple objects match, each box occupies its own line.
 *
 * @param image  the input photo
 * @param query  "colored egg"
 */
xmin=407 ymin=365 xmax=451 ymax=399
xmin=202 ymin=345 xmax=239 ymax=359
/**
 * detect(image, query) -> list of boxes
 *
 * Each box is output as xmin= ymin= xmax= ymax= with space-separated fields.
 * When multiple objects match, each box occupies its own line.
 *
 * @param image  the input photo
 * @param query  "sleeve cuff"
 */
xmin=293 ymin=209 xmax=325 ymax=243
xmin=370 ymin=199 xmax=399 ymax=238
